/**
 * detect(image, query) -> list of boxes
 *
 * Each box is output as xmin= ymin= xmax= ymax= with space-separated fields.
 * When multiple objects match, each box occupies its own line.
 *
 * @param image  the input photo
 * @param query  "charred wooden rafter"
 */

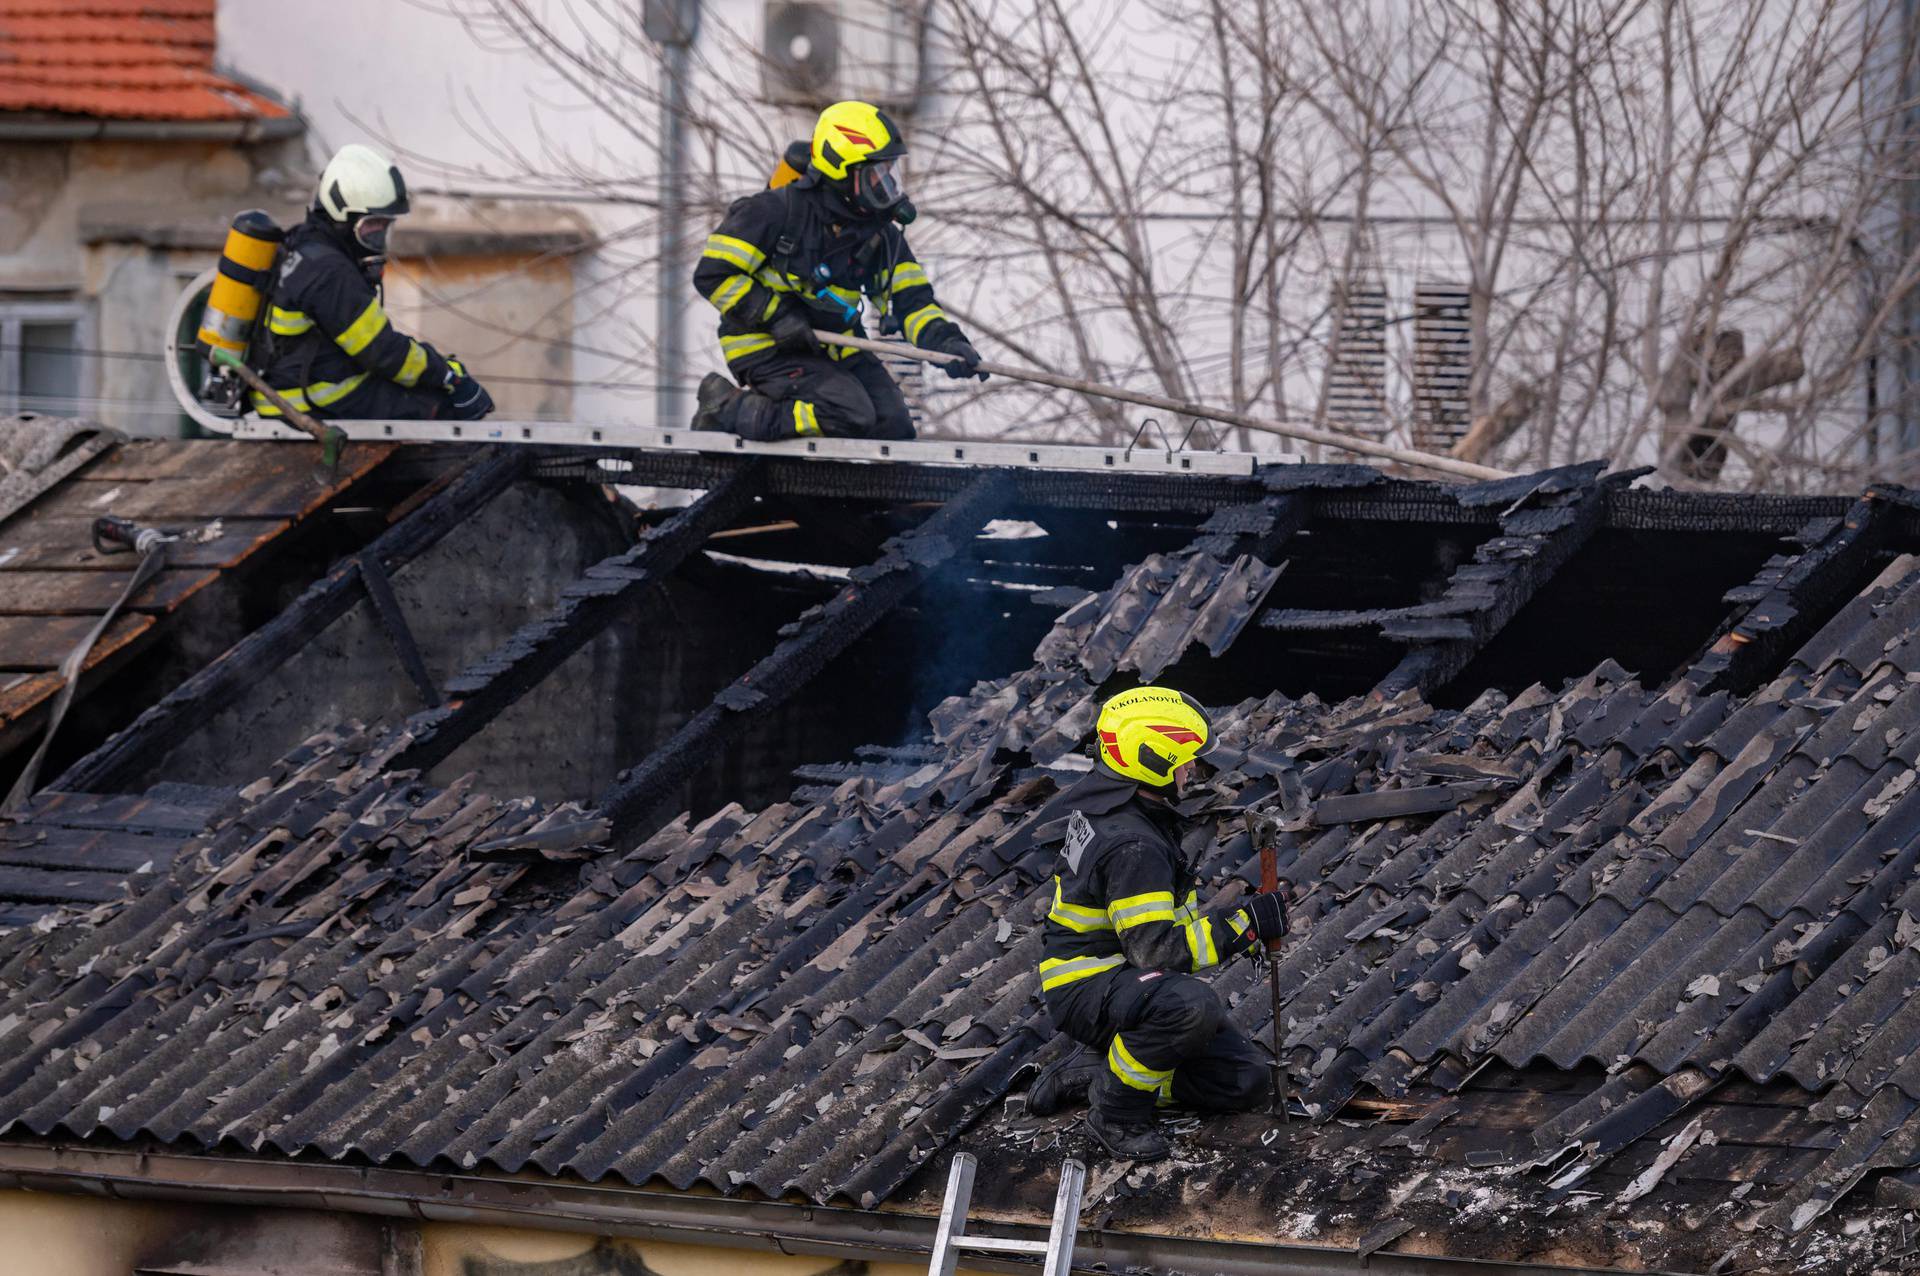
xmin=1372 ymin=462 xmax=1622 ymax=699
xmin=1683 ymin=491 xmax=1895 ymax=696
xmin=389 ymin=465 xmax=767 ymax=776
xmin=355 ymin=553 xmax=439 ymax=708
xmin=1261 ymin=605 xmax=1423 ymax=635
xmin=528 ymin=447 xmax=1850 ymax=533
xmin=531 ymin=449 xmax=1262 ymax=513
xmin=50 ymin=447 xmax=528 ymax=795
xmin=594 ymin=469 xmax=1014 ymax=840
xmin=1186 ymin=493 xmax=1310 ymax=561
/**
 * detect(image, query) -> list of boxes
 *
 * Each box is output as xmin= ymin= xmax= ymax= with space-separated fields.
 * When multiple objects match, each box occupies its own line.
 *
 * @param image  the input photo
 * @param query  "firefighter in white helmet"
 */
xmin=256 ymin=144 xmax=493 ymax=421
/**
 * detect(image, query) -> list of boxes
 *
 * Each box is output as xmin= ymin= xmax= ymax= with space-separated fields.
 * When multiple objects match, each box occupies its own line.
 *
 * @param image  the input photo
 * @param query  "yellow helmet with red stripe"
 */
xmin=1092 ymin=686 xmax=1212 ymax=787
xmin=811 ymin=100 xmax=907 ymax=179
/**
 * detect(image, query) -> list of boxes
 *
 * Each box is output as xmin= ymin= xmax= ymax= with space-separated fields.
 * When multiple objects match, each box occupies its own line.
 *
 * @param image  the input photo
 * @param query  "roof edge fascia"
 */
xmin=0 ymin=115 xmax=304 ymax=142
xmin=0 ymin=1141 xmax=1683 ymax=1276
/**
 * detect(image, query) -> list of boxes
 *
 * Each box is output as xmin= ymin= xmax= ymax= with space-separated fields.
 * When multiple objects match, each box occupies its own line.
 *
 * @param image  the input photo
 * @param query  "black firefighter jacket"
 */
xmin=1038 ymin=771 xmax=1254 ymax=1005
xmin=257 ymin=212 xmax=451 ymax=416
xmin=691 ymin=177 xmax=966 ymax=373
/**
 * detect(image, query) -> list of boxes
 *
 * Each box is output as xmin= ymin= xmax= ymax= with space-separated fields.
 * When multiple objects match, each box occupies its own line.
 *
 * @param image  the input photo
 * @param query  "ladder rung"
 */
xmin=929 ymin=1153 xmax=1084 ymax=1276
xmin=958 ymin=1236 xmax=1051 ymax=1255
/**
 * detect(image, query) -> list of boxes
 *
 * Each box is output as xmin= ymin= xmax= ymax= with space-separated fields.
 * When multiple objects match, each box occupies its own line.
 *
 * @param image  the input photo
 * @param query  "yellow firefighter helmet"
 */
xmin=1093 ymin=687 xmax=1212 ymax=787
xmin=811 ymin=100 xmax=907 ymax=179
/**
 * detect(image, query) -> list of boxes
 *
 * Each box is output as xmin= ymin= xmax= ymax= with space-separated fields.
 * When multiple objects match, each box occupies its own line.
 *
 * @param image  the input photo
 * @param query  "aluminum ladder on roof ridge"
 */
xmin=927 ymin=1152 xmax=1085 ymax=1276
xmin=212 ymin=415 xmax=1267 ymax=477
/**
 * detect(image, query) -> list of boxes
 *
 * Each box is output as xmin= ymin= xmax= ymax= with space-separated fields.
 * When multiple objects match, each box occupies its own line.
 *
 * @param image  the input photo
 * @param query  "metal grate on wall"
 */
xmin=1412 ymin=280 xmax=1472 ymax=452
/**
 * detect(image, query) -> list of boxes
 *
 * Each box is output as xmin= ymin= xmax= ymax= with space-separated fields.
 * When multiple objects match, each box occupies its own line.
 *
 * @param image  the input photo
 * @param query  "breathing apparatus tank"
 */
xmin=769 ymin=139 xmax=812 ymax=190
xmin=194 ymin=210 xmax=282 ymax=416
xmin=198 ymin=210 xmax=282 ymax=362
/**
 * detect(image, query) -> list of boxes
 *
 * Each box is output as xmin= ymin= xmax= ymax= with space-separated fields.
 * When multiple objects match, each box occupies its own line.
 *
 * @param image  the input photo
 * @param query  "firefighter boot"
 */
xmin=1027 ymin=1043 xmax=1100 ymax=1117
xmin=1085 ymin=1069 xmax=1170 ymax=1161
xmin=691 ymin=372 xmax=738 ymax=431
xmin=1085 ymin=1105 xmax=1170 ymax=1163
xmin=707 ymin=382 xmax=785 ymax=441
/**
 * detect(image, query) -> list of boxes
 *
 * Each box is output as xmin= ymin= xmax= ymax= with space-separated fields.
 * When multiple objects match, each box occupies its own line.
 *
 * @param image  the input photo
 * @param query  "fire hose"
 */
xmin=2 ymin=517 xmax=174 ymax=814
xmin=813 ymin=330 xmax=1515 ymax=484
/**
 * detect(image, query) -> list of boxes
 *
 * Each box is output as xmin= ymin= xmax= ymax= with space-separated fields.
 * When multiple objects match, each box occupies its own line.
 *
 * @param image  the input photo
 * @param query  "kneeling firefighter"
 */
xmin=255 ymin=144 xmax=493 ymax=422
xmin=689 ymin=100 xmax=986 ymax=442
xmin=1029 ymin=686 xmax=1287 ymax=1161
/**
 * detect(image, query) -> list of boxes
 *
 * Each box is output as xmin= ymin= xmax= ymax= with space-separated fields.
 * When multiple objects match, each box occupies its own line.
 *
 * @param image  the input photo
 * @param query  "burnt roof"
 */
xmin=3 ymin=452 xmax=1920 ymax=1271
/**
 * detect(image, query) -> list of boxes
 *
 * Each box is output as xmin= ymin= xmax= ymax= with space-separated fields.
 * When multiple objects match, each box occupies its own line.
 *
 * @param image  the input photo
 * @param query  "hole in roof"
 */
xmin=1433 ymin=527 xmax=1798 ymax=708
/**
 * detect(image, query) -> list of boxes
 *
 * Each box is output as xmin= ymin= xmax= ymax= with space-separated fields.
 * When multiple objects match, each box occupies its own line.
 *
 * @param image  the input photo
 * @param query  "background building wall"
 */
xmin=0 ymin=138 xmax=292 ymax=436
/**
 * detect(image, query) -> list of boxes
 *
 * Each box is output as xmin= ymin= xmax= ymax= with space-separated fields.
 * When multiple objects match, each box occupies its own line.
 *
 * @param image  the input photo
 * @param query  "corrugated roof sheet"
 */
xmin=0 ymin=785 xmax=226 ymax=928
xmin=0 ymin=1 xmax=288 ymax=122
xmin=6 ymin=475 xmax=1920 ymax=1245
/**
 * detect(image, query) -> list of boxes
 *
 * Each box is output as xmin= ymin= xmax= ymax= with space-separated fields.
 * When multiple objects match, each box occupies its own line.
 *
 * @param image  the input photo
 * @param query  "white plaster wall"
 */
xmin=217 ymin=0 xmax=771 ymax=425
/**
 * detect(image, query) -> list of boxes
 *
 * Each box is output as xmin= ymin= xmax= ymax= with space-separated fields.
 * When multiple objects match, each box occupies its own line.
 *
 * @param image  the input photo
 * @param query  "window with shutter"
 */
xmin=1412 ymin=281 xmax=1472 ymax=452
xmin=1326 ymin=272 xmax=1389 ymax=441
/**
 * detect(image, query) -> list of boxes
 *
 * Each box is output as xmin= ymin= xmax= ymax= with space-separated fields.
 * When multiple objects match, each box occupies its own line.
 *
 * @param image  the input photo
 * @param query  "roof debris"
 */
xmin=3 ymin=459 xmax=1920 ymax=1273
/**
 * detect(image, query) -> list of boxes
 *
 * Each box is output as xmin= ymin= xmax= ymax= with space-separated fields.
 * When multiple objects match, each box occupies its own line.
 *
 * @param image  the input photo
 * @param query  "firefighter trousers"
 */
xmin=1046 ymin=966 xmax=1268 ymax=1122
xmin=322 ymin=377 xmax=450 ymax=421
xmin=720 ymin=350 xmax=914 ymax=441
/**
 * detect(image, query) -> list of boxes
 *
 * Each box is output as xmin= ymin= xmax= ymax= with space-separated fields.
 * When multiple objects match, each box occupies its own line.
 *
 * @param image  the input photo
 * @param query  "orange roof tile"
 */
xmin=0 ymin=2 xmax=288 ymax=122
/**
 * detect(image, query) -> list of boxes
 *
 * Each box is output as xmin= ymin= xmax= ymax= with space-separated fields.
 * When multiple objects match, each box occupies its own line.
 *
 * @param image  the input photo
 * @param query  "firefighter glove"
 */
xmin=936 ymin=335 xmax=988 ymax=382
xmin=1241 ymin=892 xmax=1287 ymax=944
xmin=443 ymin=360 xmax=495 ymax=421
xmin=771 ymin=308 xmax=823 ymax=356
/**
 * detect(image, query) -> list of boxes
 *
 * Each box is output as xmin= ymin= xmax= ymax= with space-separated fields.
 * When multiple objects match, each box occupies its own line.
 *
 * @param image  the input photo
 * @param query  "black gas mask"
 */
xmin=850 ymin=159 xmax=915 ymax=223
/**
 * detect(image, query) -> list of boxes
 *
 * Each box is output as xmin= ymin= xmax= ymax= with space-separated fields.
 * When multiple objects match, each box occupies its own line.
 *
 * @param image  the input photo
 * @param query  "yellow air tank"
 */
xmin=768 ymin=138 xmax=812 ymax=189
xmin=197 ymin=209 xmax=283 ymax=361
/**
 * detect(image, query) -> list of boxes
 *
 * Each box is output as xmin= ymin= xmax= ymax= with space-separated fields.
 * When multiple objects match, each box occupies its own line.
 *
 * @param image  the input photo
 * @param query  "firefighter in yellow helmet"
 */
xmin=1028 ymin=686 xmax=1287 ymax=1161
xmin=689 ymin=100 xmax=986 ymax=442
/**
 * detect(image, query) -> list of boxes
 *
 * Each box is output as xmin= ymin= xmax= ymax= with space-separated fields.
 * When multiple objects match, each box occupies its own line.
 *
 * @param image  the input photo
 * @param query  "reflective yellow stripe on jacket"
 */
xmin=395 ymin=341 xmax=429 ymax=388
xmin=1182 ymin=914 xmax=1220 ymax=970
xmin=267 ymin=306 xmax=314 ymax=336
xmin=250 ymin=372 xmax=369 ymax=416
xmin=710 ymin=276 xmax=752 ymax=314
xmin=752 ymin=266 xmax=795 ymax=294
xmin=1037 ymin=953 xmax=1125 ymax=992
xmin=889 ymin=263 xmax=929 ymax=294
xmin=1048 ymin=878 xmax=1113 ymax=933
xmin=720 ymin=332 xmax=778 ymax=362
xmin=1108 ymin=890 xmax=1176 ymax=931
xmin=703 ymin=233 xmax=765 ymax=273
xmin=903 ymin=302 xmax=946 ymax=344
xmin=1174 ymin=890 xmax=1220 ymax=970
xmin=335 ymin=297 xmax=390 ymax=356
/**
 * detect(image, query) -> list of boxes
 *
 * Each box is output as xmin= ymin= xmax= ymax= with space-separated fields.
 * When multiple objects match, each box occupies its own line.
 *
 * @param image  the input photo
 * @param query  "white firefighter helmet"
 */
xmin=314 ymin=143 xmax=409 ymax=255
xmin=316 ymin=143 xmax=408 ymax=221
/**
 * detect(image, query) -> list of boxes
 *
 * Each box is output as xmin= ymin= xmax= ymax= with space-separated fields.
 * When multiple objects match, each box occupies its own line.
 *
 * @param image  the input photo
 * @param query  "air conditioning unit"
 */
xmin=762 ymin=0 xmax=921 ymax=109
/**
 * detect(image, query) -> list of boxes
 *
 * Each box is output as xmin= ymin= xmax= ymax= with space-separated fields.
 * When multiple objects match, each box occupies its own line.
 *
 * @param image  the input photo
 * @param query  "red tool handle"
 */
xmin=1258 ymin=844 xmax=1286 ymax=953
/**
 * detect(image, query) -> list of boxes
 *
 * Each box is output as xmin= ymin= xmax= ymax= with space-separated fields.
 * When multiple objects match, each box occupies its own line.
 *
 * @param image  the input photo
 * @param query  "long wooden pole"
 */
xmin=814 ymin=330 xmax=1516 ymax=483
xmin=211 ymin=347 xmax=346 ymax=472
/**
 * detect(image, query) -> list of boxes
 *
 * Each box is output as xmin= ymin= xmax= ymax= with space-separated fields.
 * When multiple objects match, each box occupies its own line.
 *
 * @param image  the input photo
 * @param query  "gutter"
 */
xmin=0 ymin=1143 xmax=1684 ymax=1276
xmin=0 ymin=116 xmax=305 ymax=143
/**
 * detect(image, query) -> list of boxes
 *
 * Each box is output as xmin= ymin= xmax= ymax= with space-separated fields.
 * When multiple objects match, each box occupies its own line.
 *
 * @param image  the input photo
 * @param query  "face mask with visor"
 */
xmin=353 ymin=214 xmax=396 ymax=257
xmin=850 ymin=159 xmax=905 ymax=216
